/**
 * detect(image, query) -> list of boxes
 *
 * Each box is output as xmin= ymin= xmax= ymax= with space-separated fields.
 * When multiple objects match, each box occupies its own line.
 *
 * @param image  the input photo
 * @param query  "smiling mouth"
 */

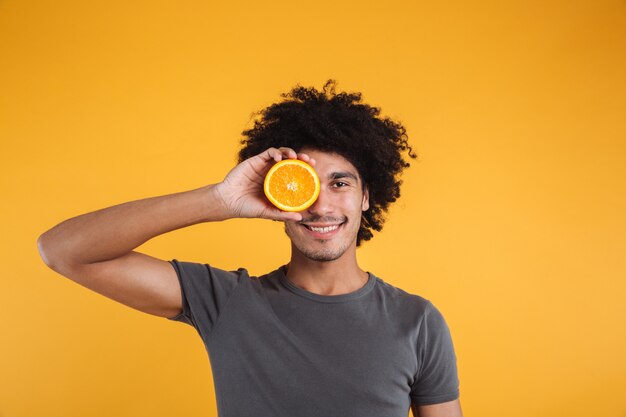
xmin=301 ymin=221 xmax=345 ymax=234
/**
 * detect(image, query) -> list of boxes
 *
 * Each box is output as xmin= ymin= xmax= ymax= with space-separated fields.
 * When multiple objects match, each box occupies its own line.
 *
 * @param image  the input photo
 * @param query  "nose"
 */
xmin=306 ymin=186 xmax=333 ymax=217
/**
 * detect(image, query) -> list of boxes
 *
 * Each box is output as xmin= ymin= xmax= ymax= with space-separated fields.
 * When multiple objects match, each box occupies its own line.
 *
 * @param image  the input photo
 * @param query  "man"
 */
xmin=37 ymin=80 xmax=462 ymax=417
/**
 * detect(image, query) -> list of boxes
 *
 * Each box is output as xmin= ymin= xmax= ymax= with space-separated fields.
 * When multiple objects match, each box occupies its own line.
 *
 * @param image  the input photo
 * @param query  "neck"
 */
xmin=285 ymin=244 xmax=368 ymax=296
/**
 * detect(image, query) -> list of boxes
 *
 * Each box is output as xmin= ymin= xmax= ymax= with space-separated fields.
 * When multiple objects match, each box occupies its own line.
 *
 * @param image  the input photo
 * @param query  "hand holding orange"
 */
xmin=264 ymin=158 xmax=320 ymax=212
xmin=215 ymin=146 xmax=316 ymax=222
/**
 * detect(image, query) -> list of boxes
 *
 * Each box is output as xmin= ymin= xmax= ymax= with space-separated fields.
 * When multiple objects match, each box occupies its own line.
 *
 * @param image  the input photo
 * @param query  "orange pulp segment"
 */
xmin=264 ymin=159 xmax=320 ymax=212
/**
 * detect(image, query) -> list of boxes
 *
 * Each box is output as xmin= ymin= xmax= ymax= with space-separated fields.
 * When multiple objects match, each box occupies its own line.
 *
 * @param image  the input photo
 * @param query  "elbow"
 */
xmin=37 ymin=233 xmax=56 ymax=269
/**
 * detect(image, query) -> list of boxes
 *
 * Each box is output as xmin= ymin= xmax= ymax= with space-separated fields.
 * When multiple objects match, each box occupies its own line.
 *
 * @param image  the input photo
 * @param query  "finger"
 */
xmin=260 ymin=147 xmax=290 ymax=163
xmin=283 ymin=211 xmax=303 ymax=222
xmin=297 ymin=153 xmax=316 ymax=167
xmin=257 ymin=147 xmax=280 ymax=163
xmin=271 ymin=147 xmax=283 ymax=162
xmin=266 ymin=208 xmax=303 ymax=222
xmin=278 ymin=147 xmax=297 ymax=160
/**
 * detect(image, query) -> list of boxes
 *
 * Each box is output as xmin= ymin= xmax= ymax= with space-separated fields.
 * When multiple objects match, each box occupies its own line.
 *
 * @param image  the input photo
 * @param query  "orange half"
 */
xmin=264 ymin=159 xmax=320 ymax=212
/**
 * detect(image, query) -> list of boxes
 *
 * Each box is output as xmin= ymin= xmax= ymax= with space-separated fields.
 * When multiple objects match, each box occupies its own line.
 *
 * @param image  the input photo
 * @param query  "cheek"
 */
xmin=342 ymin=196 xmax=364 ymax=213
xmin=284 ymin=223 xmax=298 ymax=236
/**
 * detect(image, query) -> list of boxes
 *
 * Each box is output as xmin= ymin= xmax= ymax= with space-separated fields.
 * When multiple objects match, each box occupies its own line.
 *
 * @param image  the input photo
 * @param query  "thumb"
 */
xmin=265 ymin=209 xmax=303 ymax=222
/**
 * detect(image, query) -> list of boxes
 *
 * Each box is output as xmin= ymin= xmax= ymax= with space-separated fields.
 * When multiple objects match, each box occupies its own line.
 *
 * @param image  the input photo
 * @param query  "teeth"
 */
xmin=309 ymin=225 xmax=339 ymax=233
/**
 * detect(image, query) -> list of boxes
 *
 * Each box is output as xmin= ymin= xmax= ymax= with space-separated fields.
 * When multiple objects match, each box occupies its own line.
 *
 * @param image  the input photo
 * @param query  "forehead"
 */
xmin=300 ymin=147 xmax=361 ymax=181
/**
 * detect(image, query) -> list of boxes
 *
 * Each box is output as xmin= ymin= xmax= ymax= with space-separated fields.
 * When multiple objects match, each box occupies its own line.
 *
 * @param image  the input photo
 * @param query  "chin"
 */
xmin=294 ymin=240 xmax=352 ymax=262
xmin=301 ymin=249 xmax=345 ymax=262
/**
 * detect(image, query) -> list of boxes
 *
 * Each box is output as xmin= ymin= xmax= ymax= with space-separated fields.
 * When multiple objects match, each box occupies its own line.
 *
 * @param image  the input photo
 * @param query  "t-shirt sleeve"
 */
xmin=410 ymin=301 xmax=460 ymax=406
xmin=166 ymin=258 xmax=248 ymax=337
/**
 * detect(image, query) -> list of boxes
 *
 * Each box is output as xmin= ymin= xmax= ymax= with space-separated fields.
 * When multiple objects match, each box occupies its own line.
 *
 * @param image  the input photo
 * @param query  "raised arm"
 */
xmin=36 ymin=147 xmax=313 ymax=318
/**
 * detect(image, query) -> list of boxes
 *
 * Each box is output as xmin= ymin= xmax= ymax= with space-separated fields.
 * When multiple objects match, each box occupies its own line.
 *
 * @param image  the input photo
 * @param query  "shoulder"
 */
xmin=370 ymin=273 xmax=433 ymax=317
xmin=371 ymin=273 xmax=429 ymax=302
xmin=170 ymin=258 xmax=249 ymax=274
xmin=169 ymin=258 xmax=253 ymax=286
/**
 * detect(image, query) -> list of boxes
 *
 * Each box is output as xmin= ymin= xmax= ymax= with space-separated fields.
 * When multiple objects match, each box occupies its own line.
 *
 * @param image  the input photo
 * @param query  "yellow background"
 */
xmin=1 ymin=1 xmax=625 ymax=416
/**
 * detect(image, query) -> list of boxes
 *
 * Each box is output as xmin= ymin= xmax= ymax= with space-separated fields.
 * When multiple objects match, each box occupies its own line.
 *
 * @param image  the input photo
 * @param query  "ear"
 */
xmin=361 ymin=185 xmax=370 ymax=211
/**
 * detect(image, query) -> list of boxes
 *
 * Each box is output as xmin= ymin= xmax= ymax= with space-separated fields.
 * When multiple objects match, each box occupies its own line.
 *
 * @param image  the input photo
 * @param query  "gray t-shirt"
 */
xmin=167 ymin=259 xmax=460 ymax=417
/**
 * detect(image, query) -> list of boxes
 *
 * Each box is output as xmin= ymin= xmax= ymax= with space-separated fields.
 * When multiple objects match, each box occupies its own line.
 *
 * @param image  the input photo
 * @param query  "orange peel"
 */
xmin=263 ymin=159 xmax=320 ymax=212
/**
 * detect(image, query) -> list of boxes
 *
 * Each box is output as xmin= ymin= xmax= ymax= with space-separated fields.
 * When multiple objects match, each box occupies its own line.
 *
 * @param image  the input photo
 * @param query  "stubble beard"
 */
xmin=297 ymin=242 xmax=348 ymax=262
xmin=284 ymin=222 xmax=354 ymax=262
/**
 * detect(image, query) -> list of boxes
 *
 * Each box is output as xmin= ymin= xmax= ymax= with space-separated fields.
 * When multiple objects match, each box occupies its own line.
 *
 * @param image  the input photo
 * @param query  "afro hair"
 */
xmin=238 ymin=79 xmax=418 ymax=246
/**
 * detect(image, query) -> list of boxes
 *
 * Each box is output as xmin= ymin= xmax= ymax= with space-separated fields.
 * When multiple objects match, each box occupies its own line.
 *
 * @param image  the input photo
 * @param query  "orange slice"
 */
xmin=264 ymin=159 xmax=320 ymax=212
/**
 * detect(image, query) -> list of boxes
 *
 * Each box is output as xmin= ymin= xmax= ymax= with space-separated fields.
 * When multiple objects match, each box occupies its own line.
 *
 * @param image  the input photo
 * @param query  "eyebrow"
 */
xmin=328 ymin=171 xmax=359 ymax=183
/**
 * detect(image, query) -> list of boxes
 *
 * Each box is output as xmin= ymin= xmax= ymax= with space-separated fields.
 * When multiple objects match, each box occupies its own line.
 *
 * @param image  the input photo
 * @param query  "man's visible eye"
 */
xmin=332 ymin=181 xmax=348 ymax=188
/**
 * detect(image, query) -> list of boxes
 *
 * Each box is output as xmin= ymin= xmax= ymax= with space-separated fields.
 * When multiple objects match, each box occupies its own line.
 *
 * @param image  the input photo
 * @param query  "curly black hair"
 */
xmin=238 ymin=79 xmax=418 ymax=246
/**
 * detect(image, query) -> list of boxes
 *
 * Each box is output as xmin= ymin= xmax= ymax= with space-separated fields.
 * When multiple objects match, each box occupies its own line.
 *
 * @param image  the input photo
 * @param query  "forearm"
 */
xmin=37 ymin=183 xmax=228 ymax=267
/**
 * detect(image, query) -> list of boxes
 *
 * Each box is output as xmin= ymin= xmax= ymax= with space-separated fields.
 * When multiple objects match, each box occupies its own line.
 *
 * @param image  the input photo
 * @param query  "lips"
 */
xmin=301 ymin=221 xmax=345 ymax=238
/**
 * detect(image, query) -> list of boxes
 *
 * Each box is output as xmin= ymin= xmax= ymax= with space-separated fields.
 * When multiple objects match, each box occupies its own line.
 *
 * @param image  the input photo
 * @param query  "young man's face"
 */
xmin=283 ymin=148 xmax=369 ymax=262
